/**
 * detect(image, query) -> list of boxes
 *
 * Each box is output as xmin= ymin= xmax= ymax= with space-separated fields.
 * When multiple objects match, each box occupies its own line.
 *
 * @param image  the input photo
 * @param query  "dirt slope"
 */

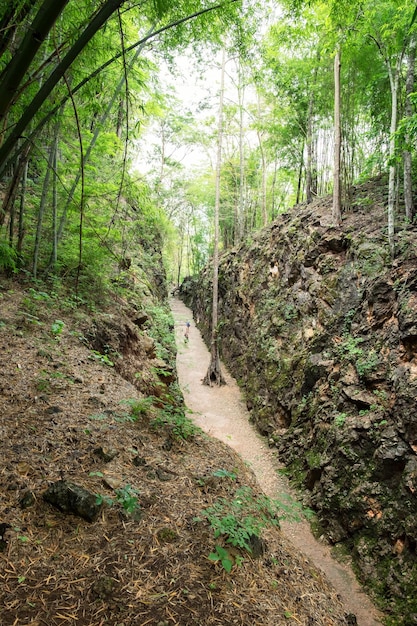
xmin=0 ymin=280 xmax=353 ymax=625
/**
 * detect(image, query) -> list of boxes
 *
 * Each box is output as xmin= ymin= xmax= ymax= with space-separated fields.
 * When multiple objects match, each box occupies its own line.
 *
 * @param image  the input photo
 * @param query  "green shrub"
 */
xmin=0 ymin=240 xmax=17 ymax=273
xmin=200 ymin=487 xmax=307 ymax=559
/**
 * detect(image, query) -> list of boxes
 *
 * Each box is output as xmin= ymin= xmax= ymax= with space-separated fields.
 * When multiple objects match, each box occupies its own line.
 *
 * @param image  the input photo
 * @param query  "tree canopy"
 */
xmin=0 ymin=0 xmax=416 ymax=294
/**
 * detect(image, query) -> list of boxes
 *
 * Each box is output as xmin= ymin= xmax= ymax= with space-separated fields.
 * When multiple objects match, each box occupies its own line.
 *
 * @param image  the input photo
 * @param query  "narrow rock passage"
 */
xmin=171 ymin=297 xmax=383 ymax=626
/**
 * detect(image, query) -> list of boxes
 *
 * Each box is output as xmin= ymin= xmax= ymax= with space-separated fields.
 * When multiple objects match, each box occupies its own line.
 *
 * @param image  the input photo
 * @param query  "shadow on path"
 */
xmin=171 ymin=297 xmax=383 ymax=626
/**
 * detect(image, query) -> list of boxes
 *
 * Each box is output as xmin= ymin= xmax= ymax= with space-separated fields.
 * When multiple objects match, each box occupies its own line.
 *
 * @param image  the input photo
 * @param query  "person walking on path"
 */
xmin=184 ymin=321 xmax=191 ymax=343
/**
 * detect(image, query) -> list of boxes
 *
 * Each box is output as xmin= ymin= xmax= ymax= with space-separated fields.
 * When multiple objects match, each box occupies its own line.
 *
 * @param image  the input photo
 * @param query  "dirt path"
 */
xmin=171 ymin=297 xmax=383 ymax=626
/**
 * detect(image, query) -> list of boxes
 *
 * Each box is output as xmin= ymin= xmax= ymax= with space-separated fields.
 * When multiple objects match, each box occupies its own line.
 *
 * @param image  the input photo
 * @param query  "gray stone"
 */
xmin=43 ymin=480 xmax=102 ymax=522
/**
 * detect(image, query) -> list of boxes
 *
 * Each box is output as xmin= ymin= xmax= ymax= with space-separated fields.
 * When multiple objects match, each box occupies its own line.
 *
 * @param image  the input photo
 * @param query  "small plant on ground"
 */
xmin=199 ymin=487 xmax=309 ymax=571
xmin=35 ymin=371 xmax=51 ymax=392
xmin=116 ymin=485 xmax=140 ymax=515
xmin=96 ymin=484 xmax=140 ymax=517
xmin=334 ymin=412 xmax=348 ymax=427
xmin=122 ymin=396 xmax=155 ymax=419
xmin=208 ymin=545 xmax=238 ymax=573
xmin=51 ymin=319 xmax=65 ymax=338
xmin=89 ymin=350 xmax=114 ymax=367
xmin=151 ymin=384 xmax=200 ymax=441
xmin=212 ymin=468 xmax=237 ymax=480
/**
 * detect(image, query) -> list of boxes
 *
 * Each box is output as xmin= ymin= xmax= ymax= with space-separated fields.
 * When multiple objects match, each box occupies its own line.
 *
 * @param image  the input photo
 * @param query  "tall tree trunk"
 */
xmin=176 ymin=224 xmax=184 ymax=288
xmin=306 ymin=92 xmax=314 ymax=204
xmin=236 ymin=66 xmax=245 ymax=243
xmin=332 ymin=46 xmax=342 ymax=225
xmin=0 ymin=0 xmax=70 ymax=122
xmin=404 ymin=35 xmax=416 ymax=223
xmin=0 ymin=0 xmax=127 ymax=175
xmin=296 ymin=145 xmax=304 ymax=205
xmin=203 ymin=49 xmax=226 ymax=387
xmin=256 ymin=94 xmax=268 ymax=227
xmin=387 ymin=59 xmax=401 ymax=255
xmin=51 ymin=136 xmax=59 ymax=270
xmin=271 ymin=161 xmax=278 ymax=219
xmin=17 ymin=160 xmax=28 ymax=263
xmin=260 ymin=146 xmax=268 ymax=226
xmin=33 ymin=142 xmax=55 ymax=278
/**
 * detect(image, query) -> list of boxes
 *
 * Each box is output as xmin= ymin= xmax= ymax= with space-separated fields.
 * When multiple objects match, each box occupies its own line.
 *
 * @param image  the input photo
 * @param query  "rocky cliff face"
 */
xmin=180 ymin=178 xmax=417 ymax=624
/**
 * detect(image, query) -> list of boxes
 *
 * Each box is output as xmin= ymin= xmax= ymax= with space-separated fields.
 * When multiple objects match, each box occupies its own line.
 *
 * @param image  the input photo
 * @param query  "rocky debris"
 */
xmin=132 ymin=310 xmax=149 ymax=327
xmin=94 ymin=446 xmax=118 ymax=462
xmin=0 ymin=522 xmax=11 ymax=552
xmin=91 ymin=575 xmax=117 ymax=600
xmin=18 ymin=489 xmax=35 ymax=509
xmin=180 ymin=179 xmax=417 ymax=623
xmin=43 ymin=480 xmax=102 ymax=522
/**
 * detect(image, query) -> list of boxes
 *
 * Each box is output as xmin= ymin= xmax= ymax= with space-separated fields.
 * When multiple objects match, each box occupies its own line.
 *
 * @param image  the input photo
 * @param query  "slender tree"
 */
xmin=403 ymin=34 xmax=416 ymax=222
xmin=363 ymin=0 xmax=416 ymax=254
xmin=332 ymin=44 xmax=342 ymax=225
xmin=0 ymin=0 xmax=70 ymax=121
xmin=236 ymin=60 xmax=246 ymax=242
xmin=203 ymin=48 xmax=226 ymax=387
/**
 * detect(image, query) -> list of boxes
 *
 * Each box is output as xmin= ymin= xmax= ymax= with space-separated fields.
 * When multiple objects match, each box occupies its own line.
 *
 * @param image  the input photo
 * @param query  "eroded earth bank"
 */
xmin=0 ymin=275 xmax=364 ymax=625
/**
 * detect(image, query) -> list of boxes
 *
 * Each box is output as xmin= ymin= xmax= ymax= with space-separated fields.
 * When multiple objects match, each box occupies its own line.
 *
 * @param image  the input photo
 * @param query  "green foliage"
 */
xmin=89 ymin=350 xmax=114 ymax=367
xmin=208 ymin=545 xmax=236 ymax=572
xmin=115 ymin=485 xmax=140 ymax=515
xmin=283 ymin=303 xmax=298 ymax=321
xmin=124 ymin=382 xmax=198 ymax=441
xmin=306 ymin=450 xmax=322 ymax=469
xmin=51 ymin=319 xmax=65 ymax=337
xmin=343 ymin=309 xmax=356 ymax=333
xmin=151 ymin=397 xmax=199 ymax=441
xmin=334 ymin=412 xmax=348 ymax=427
xmin=123 ymin=396 xmax=155 ymax=419
xmin=200 ymin=486 xmax=307 ymax=560
xmin=336 ymin=334 xmax=364 ymax=360
xmin=35 ymin=373 xmax=51 ymax=393
xmin=95 ymin=493 xmax=114 ymax=508
xmin=0 ymin=239 xmax=17 ymax=273
xmin=356 ymin=349 xmax=380 ymax=378
xmin=146 ymin=304 xmax=176 ymax=362
xmin=27 ymin=288 xmax=51 ymax=302
xmin=336 ymin=334 xmax=379 ymax=379
xmin=96 ymin=484 xmax=140 ymax=517
xmin=212 ymin=468 xmax=237 ymax=480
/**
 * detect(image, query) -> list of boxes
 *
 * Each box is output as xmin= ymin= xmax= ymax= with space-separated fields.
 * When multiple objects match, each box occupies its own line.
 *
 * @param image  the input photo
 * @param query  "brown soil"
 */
xmin=171 ymin=297 xmax=384 ymax=626
xmin=0 ymin=281 xmax=373 ymax=625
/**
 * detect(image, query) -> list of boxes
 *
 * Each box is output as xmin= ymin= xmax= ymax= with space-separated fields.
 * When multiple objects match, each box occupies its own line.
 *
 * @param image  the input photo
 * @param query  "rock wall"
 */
xmin=180 ymin=181 xmax=417 ymax=623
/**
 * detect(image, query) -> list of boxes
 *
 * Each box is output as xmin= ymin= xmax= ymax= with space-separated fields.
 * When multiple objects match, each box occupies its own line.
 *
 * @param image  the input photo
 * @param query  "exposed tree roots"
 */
xmin=203 ymin=351 xmax=226 ymax=386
